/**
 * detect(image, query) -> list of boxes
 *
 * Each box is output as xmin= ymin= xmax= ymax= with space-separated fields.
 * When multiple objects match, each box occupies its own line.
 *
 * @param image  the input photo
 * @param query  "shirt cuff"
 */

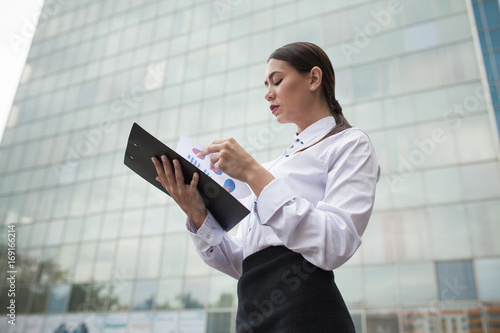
xmin=186 ymin=210 xmax=225 ymax=252
xmin=255 ymin=177 xmax=295 ymax=225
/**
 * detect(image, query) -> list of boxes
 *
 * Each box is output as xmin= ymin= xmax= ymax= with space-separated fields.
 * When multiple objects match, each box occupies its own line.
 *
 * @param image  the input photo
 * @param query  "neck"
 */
xmin=296 ymin=100 xmax=332 ymax=134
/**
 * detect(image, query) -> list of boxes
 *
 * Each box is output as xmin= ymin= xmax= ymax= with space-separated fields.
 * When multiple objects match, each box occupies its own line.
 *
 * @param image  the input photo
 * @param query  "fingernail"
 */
xmin=151 ymin=157 xmax=155 ymax=162
xmin=155 ymin=177 xmax=160 ymax=181
xmin=161 ymin=155 xmax=166 ymax=161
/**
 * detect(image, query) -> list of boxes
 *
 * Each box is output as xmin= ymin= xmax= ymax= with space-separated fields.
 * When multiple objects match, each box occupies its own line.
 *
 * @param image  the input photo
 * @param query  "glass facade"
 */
xmin=0 ymin=0 xmax=499 ymax=332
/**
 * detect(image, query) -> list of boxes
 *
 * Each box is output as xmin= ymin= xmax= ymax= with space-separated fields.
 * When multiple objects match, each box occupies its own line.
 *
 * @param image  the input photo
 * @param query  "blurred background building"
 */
xmin=1 ymin=0 xmax=500 ymax=332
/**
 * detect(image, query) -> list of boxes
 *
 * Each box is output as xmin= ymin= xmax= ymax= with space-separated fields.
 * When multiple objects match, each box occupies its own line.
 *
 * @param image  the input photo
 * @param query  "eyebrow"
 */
xmin=264 ymin=71 xmax=282 ymax=86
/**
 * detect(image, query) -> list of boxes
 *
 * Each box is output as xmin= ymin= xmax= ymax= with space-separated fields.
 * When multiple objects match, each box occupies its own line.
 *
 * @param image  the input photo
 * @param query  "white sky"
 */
xmin=0 ymin=1 xmax=43 ymax=142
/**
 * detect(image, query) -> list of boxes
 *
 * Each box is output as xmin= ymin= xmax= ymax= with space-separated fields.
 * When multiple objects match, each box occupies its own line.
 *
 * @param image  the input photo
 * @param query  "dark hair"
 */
xmin=268 ymin=42 xmax=351 ymax=148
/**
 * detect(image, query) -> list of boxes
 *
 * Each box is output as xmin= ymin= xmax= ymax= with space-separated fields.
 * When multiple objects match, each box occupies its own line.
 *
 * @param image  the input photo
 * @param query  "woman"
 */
xmin=152 ymin=42 xmax=380 ymax=332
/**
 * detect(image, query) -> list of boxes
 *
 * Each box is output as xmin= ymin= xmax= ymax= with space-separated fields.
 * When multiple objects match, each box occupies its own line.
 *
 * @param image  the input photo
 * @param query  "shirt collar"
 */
xmin=293 ymin=116 xmax=336 ymax=147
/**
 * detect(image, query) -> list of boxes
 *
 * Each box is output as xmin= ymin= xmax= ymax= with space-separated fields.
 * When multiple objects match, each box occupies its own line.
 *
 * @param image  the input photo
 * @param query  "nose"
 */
xmin=265 ymin=87 xmax=274 ymax=101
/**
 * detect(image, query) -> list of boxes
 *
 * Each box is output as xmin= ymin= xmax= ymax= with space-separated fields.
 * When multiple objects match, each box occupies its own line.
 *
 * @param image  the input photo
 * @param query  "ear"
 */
xmin=309 ymin=66 xmax=323 ymax=91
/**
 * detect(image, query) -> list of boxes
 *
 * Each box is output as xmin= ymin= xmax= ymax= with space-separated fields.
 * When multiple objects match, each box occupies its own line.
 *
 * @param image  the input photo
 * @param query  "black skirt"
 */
xmin=236 ymin=246 xmax=355 ymax=333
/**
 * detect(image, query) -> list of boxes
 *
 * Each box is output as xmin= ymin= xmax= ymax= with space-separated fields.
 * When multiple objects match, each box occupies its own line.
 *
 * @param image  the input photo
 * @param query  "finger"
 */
xmin=172 ymin=159 xmax=185 ymax=186
xmin=152 ymin=157 xmax=167 ymax=181
xmin=197 ymin=142 xmax=225 ymax=158
xmin=190 ymin=172 xmax=199 ymax=192
xmin=160 ymin=155 xmax=177 ymax=187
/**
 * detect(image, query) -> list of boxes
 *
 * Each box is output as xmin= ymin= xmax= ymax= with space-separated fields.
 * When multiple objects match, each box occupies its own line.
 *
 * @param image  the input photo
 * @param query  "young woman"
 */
xmin=152 ymin=42 xmax=380 ymax=332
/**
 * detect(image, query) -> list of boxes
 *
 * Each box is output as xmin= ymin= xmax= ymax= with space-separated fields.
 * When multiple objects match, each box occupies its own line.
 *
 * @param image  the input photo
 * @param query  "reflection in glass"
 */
xmin=73 ymin=243 xmax=97 ymax=283
xmin=115 ymin=239 xmax=139 ymax=280
xmin=30 ymin=285 xmax=49 ymax=313
xmin=55 ymin=244 xmax=78 ymax=283
xmin=208 ymin=273 xmax=236 ymax=309
xmin=183 ymin=277 xmax=208 ymax=309
xmin=156 ymin=278 xmax=182 ymax=311
xmin=68 ymin=284 xmax=88 ymax=312
xmin=436 ymin=260 xmax=477 ymax=301
xmin=161 ymin=234 xmax=186 ymax=277
xmin=108 ymin=280 xmax=133 ymax=311
xmin=94 ymin=241 xmax=116 ymax=282
xmin=131 ymin=280 xmax=157 ymax=311
xmin=207 ymin=312 xmax=232 ymax=333
xmin=47 ymin=284 xmax=71 ymax=313
xmin=366 ymin=309 xmax=399 ymax=333
xmin=137 ymin=236 xmax=162 ymax=279
xmin=403 ymin=307 xmax=440 ymax=333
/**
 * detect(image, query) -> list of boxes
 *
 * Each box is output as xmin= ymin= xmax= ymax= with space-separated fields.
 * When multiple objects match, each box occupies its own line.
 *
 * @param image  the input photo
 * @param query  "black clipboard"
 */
xmin=124 ymin=123 xmax=250 ymax=231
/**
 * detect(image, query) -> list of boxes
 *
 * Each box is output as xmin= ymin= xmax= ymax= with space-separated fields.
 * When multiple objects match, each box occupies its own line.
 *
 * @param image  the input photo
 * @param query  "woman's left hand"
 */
xmin=197 ymin=138 xmax=255 ymax=182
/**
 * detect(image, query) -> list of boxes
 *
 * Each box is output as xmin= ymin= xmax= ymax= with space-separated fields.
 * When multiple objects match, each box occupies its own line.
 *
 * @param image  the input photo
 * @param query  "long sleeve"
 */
xmin=186 ymin=209 xmax=246 ymax=279
xmin=253 ymin=129 xmax=380 ymax=271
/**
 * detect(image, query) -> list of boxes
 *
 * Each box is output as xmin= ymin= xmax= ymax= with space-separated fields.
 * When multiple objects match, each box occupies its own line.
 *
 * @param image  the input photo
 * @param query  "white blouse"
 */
xmin=186 ymin=116 xmax=381 ymax=279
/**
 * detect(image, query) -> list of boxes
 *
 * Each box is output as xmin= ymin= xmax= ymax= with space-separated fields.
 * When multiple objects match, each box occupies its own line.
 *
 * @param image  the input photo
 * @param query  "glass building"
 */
xmin=1 ymin=0 xmax=500 ymax=332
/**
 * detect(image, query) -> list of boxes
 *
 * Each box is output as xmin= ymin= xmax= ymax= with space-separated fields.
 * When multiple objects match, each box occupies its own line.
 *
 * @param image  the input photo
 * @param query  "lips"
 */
xmin=270 ymin=105 xmax=279 ymax=114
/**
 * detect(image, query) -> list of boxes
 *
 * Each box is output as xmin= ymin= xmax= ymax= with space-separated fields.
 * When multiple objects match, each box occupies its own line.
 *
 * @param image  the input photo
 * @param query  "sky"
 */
xmin=0 ymin=1 xmax=43 ymax=142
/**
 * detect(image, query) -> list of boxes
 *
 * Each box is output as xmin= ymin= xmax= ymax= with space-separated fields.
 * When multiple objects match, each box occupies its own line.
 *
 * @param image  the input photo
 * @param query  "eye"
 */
xmin=274 ymin=79 xmax=283 ymax=86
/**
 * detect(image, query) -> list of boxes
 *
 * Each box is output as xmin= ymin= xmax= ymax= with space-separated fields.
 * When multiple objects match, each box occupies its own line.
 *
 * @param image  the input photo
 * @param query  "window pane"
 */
xmin=68 ymin=284 xmax=88 ymax=312
xmin=206 ymin=312 xmax=232 ymax=333
xmin=461 ymin=162 xmax=500 ymax=200
xmin=56 ymin=244 xmax=78 ymax=283
xmin=367 ymin=309 xmax=399 ymax=333
xmin=436 ymin=260 xmax=477 ymax=301
xmin=362 ymin=213 xmax=395 ymax=264
xmin=405 ymin=22 xmax=438 ymax=51
xmin=94 ymin=241 xmax=116 ymax=282
xmin=399 ymin=263 xmax=436 ymax=303
xmin=161 ymin=234 xmax=186 ymax=277
xmin=428 ymin=204 xmax=471 ymax=259
xmin=132 ymin=280 xmax=157 ymax=311
xmin=115 ymin=239 xmax=139 ymax=279
xmin=70 ymin=241 xmax=94 ymax=281
xmin=137 ymin=236 xmax=162 ymax=279
xmin=468 ymin=200 xmax=500 ymax=256
xmin=47 ymin=284 xmax=71 ymax=313
xmin=182 ymin=277 xmax=208 ymax=309
xmin=395 ymin=209 xmax=431 ymax=261
xmin=208 ymin=273 xmax=236 ymax=309
xmin=423 ymin=167 xmax=462 ymax=204
xmin=30 ymin=286 xmax=49 ymax=313
xmin=476 ymin=258 xmax=500 ymax=300
xmin=364 ymin=265 xmax=397 ymax=304
xmin=335 ymin=267 xmax=362 ymax=305
xmin=156 ymin=278 xmax=182 ymax=310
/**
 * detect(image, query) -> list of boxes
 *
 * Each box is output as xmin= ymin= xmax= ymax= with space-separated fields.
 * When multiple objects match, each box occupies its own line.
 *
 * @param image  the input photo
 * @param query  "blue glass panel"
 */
xmin=489 ymin=84 xmax=500 ymax=107
xmin=484 ymin=0 xmax=500 ymax=28
xmin=489 ymin=28 xmax=500 ymax=49
xmin=436 ymin=261 xmax=477 ymax=301
xmin=473 ymin=4 xmax=484 ymax=30
xmin=47 ymin=284 xmax=71 ymax=313
xmin=479 ymin=32 xmax=489 ymax=51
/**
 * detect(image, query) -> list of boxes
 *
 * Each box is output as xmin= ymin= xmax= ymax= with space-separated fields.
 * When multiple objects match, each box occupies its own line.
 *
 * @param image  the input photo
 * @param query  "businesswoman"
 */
xmin=152 ymin=42 xmax=380 ymax=332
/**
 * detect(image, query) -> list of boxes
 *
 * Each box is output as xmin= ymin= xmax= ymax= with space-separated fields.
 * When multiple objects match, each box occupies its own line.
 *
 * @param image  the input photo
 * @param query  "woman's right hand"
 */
xmin=152 ymin=155 xmax=207 ymax=229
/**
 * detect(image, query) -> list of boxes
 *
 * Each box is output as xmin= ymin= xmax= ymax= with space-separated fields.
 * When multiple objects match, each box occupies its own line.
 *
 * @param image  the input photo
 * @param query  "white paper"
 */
xmin=176 ymin=136 xmax=251 ymax=199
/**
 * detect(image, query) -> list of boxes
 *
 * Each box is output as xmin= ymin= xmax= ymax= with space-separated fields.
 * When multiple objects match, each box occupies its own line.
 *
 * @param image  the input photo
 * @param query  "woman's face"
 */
xmin=264 ymin=59 xmax=313 ymax=128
